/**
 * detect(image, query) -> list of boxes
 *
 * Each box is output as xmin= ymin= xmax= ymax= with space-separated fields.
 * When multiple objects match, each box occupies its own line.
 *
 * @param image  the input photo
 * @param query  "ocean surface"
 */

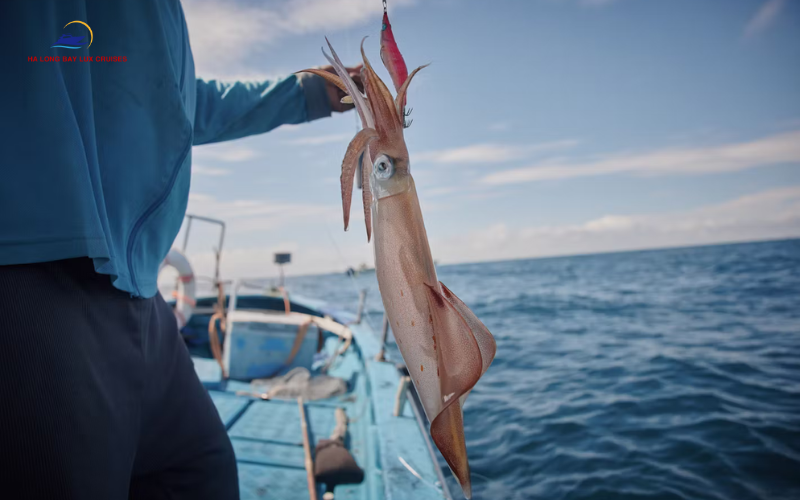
xmin=281 ymin=239 xmax=800 ymax=500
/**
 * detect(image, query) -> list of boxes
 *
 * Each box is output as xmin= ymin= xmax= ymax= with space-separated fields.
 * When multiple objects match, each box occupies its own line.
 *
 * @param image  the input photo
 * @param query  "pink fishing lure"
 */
xmin=380 ymin=5 xmax=409 ymax=107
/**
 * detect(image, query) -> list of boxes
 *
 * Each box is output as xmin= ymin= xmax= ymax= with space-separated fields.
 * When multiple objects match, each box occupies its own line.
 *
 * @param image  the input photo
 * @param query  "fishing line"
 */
xmin=470 ymin=471 xmax=493 ymax=484
xmin=398 ymin=456 xmax=442 ymax=492
xmin=322 ymin=222 xmax=378 ymax=332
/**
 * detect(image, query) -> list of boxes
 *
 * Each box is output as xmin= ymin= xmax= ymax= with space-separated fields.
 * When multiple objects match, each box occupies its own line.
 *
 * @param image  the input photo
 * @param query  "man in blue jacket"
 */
xmin=0 ymin=1 xmax=360 ymax=497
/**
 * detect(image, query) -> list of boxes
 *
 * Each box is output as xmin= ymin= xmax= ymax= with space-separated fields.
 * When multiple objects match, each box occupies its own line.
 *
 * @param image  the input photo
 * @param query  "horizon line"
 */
xmin=238 ymin=235 xmax=800 ymax=282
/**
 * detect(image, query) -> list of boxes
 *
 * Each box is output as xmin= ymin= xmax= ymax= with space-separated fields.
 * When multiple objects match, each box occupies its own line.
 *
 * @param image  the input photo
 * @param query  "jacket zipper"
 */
xmin=127 ymin=15 xmax=190 ymax=296
xmin=126 ymin=137 xmax=192 ymax=296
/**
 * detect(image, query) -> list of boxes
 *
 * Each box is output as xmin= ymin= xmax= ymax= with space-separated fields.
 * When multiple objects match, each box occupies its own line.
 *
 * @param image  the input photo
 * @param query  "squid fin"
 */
xmin=439 ymin=281 xmax=496 ymax=408
xmin=424 ymin=283 xmax=483 ymax=499
xmin=439 ymin=282 xmax=496 ymax=377
xmin=341 ymin=128 xmax=378 ymax=231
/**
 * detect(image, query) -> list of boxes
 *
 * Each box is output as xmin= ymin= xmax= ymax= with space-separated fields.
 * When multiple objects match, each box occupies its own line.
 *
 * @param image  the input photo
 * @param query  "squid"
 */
xmin=298 ymin=7 xmax=495 ymax=499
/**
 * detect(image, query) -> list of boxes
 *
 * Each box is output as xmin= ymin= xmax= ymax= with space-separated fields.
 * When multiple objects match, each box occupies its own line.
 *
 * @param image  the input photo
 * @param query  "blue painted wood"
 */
xmin=192 ymin=356 xmax=223 ymax=389
xmin=195 ymin=294 xmax=447 ymax=500
xmin=226 ymin=321 xmax=318 ymax=380
xmin=367 ymin=361 xmax=446 ymax=500
xmin=208 ymin=391 xmax=250 ymax=428
xmin=230 ymin=438 xmax=306 ymax=469
xmin=346 ymin=318 xmax=448 ymax=500
xmin=229 ymin=400 xmax=302 ymax=444
xmin=237 ymin=463 xmax=312 ymax=500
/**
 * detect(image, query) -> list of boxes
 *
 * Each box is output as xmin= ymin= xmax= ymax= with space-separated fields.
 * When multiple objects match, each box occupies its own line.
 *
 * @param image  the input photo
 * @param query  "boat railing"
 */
xmin=374 ymin=313 xmax=391 ymax=361
xmin=354 ymin=289 xmax=368 ymax=324
xmin=370 ymin=311 xmax=455 ymax=500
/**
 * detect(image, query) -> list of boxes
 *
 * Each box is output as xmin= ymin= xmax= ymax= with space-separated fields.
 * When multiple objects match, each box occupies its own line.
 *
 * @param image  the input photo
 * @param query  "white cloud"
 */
xmin=182 ymin=0 xmax=414 ymax=77
xmin=482 ymin=130 xmax=800 ymax=185
xmin=744 ymin=0 xmax=786 ymax=38
xmin=416 ymin=140 xmax=578 ymax=165
xmin=287 ymin=133 xmax=352 ymax=146
xmin=425 ymin=186 xmax=458 ymax=197
xmin=277 ymin=124 xmax=305 ymax=133
xmin=186 ymin=192 xmax=332 ymax=232
xmin=429 ymin=186 xmax=800 ymax=264
xmin=169 ymin=241 xmax=375 ymax=287
xmin=192 ymin=164 xmax=232 ymax=176
xmin=215 ymin=148 xmax=258 ymax=162
xmin=488 ymin=122 xmax=510 ymax=132
xmin=177 ymin=184 xmax=800 ymax=281
xmin=194 ymin=144 xmax=258 ymax=162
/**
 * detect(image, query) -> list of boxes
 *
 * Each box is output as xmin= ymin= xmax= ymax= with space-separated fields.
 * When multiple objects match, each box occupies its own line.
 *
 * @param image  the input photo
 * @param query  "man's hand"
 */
xmin=320 ymin=64 xmax=364 ymax=113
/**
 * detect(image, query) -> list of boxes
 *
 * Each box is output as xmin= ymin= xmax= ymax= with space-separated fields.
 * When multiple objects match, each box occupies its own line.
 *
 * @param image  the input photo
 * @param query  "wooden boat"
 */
xmin=166 ymin=215 xmax=454 ymax=500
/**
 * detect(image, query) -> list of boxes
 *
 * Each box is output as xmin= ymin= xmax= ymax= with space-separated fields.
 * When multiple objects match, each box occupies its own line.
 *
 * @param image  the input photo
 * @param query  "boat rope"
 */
xmin=208 ymin=277 xmax=228 ymax=377
xmin=278 ymin=286 xmax=291 ymax=315
xmin=330 ymin=407 xmax=348 ymax=441
xmin=208 ymin=311 xmax=226 ymax=378
xmin=171 ymin=290 xmax=197 ymax=307
xmin=252 ymin=319 xmax=313 ymax=380
xmin=321 ymin=333 xmax=352 ymax=374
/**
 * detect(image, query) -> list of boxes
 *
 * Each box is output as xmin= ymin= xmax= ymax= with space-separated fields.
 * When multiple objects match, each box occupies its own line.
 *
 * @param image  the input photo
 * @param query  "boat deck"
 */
xmin=196 ymin=319 xmax=449 ymax=500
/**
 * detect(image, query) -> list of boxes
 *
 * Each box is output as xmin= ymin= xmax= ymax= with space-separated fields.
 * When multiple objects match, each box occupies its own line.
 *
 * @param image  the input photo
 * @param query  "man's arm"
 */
xmin=193 ymin=73 xmax=330 ymax=145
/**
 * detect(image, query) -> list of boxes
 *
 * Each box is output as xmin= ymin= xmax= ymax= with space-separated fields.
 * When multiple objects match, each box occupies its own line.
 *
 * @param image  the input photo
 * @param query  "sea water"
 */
xmin=283 ymin=239 xmax=800 ymax=500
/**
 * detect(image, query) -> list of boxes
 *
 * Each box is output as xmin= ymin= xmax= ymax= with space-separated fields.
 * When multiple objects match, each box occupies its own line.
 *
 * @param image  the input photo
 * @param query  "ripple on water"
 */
xmin=282 ymin=239 xmax=800 ymax=499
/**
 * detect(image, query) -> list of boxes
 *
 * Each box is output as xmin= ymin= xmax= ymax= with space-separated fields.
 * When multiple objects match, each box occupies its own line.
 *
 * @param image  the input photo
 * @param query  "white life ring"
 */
xmin=160 ymin=248 xmax=196 ymax=329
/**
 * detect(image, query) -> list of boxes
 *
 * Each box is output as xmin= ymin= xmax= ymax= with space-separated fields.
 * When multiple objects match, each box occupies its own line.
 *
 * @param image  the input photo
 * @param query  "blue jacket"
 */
xmin=1 ymin=1 xmax=331 ymax=297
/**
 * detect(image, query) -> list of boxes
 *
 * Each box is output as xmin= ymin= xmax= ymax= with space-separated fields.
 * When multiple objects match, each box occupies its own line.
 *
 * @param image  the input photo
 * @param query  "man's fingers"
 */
xmin=319 ymin=63 xmax=364 ymax=111
xmin=347 ymin=67 xmax=364 ymax=93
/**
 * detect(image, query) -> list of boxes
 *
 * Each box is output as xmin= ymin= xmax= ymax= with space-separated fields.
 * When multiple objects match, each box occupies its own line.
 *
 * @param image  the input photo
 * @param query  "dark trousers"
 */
xmin=0 ymin=258 xmax=238 ymax=499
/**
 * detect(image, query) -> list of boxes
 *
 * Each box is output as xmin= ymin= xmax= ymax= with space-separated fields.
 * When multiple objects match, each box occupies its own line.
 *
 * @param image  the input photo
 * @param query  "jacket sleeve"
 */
xmin=193 ymin=72 xmax=331 ymax=145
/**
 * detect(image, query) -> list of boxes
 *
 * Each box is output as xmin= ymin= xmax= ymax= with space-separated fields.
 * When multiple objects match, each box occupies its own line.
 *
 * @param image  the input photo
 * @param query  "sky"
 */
xmin=174 ymin=0 xmax=800 ymax=281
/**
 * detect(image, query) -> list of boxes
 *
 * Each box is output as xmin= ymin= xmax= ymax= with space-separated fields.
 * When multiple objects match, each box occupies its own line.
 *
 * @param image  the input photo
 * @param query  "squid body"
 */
xmin=298 ymin=10 xmax=495 ymax=499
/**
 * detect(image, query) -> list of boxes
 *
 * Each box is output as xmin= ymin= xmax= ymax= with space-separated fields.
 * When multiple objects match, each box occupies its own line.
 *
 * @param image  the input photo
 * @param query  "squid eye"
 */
xmin=373 ymin=154 xmax=395 ymax=180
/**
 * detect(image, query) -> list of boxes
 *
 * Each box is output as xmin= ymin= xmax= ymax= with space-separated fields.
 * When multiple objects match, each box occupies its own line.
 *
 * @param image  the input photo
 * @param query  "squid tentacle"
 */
xmin=394 ymin=64 xmax=429 ymax=126
xmin=295 ymin=68 xmax=348 ymax=94
xmin=341 ymin=128 xmax=378 ymax=231
xmin=323 ymin=38 xmax=374 ymax=129
xmin=361 ymin=147 xmax=373 ymax=242
xmin=360 ymin=38 xmax=402 ymax=133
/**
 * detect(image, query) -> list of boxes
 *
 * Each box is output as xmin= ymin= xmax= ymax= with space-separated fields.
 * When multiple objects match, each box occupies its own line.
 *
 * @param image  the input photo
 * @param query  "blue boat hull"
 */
xmin=181 ymin=293 xmax=452 ymax=500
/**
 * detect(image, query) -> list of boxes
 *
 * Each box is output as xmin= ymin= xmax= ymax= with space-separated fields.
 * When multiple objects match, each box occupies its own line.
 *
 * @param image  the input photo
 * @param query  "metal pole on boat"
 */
xmin=375 ymin=313 xmax=390 ymax=361
xmin=354 ymin=289 xmax=367 ymax=324
xmin=393 ymin=376 xmax=411 ymax=416
xmin=298 ymin=397 xmax=319 ymax=500
xmin=275 ymin=253 xmax=291 ymax=289
xmin=181 ymin=217 xmax=193 ymax=252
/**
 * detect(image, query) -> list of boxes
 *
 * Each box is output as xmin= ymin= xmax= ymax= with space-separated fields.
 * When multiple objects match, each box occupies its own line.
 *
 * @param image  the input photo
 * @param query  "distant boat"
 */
xmin=51 ymin=33 xmax=86 ymax=48
xmin=346 ymin=263 xmax=375 ymax=277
